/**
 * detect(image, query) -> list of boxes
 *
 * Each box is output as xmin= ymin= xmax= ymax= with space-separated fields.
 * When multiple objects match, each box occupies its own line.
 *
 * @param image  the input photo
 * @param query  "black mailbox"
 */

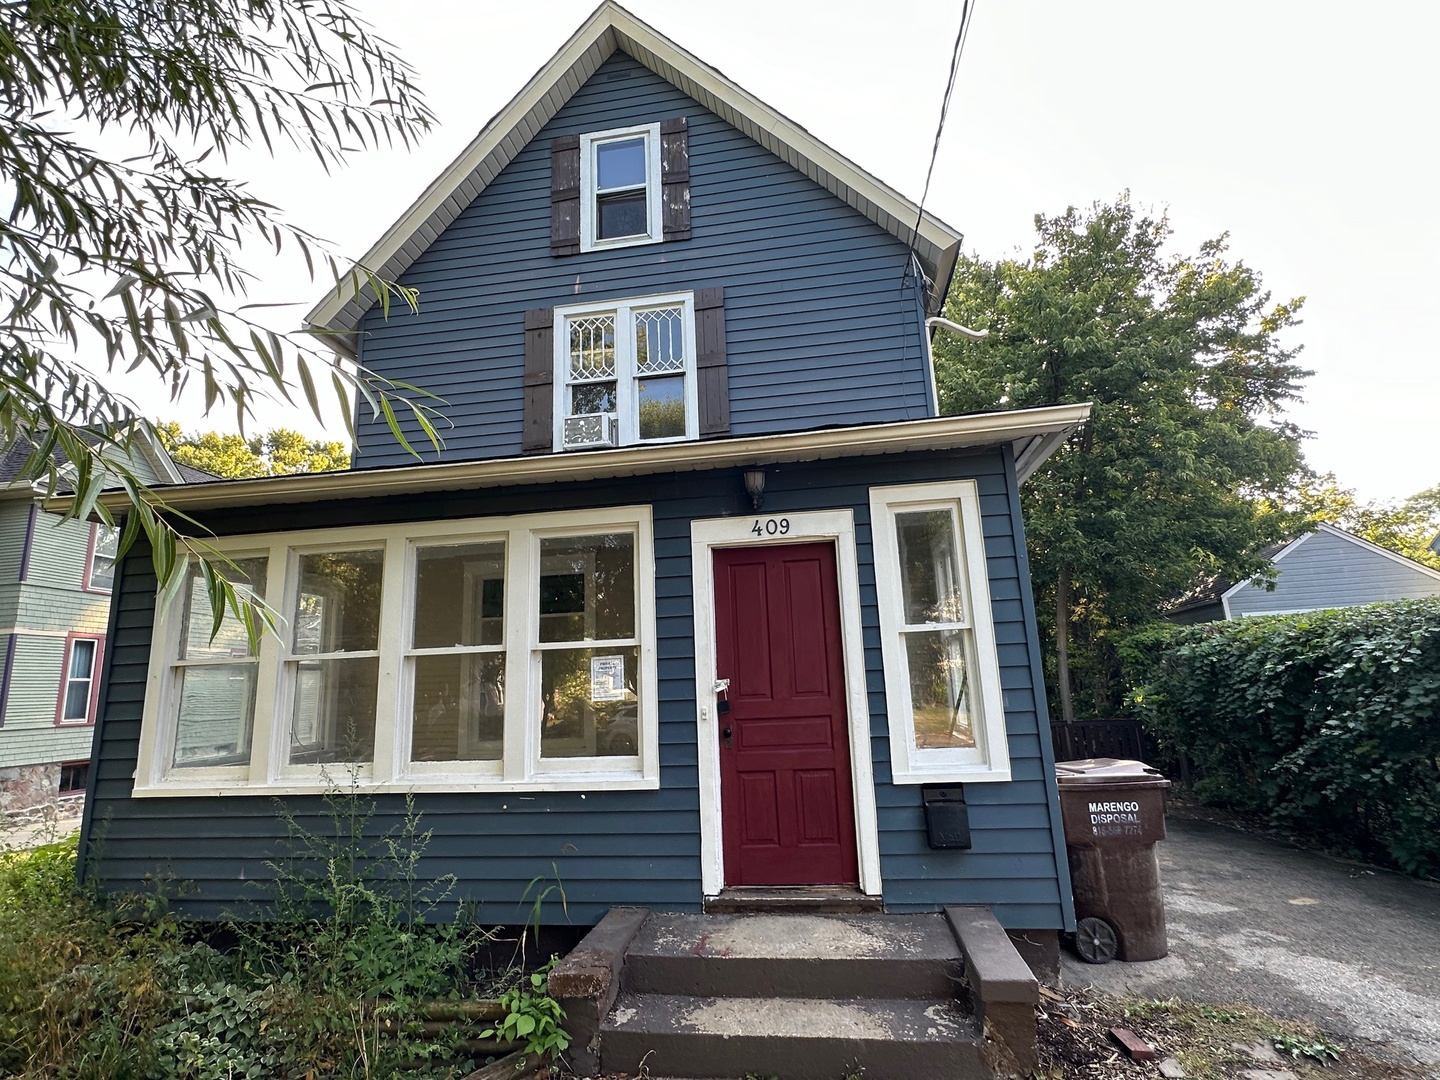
xmin=922 ymin=786 xmax=971 ymax=850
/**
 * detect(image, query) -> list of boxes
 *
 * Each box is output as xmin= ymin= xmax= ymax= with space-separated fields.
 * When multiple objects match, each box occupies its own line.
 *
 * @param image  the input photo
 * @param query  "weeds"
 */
xmin=1274 ymin=1031 xmax=1344 ymax=1062
xmin=0 ymin=779 xmax=571 ymax=1079
xmin=482 ymin=956 xmax=570 ymax=1057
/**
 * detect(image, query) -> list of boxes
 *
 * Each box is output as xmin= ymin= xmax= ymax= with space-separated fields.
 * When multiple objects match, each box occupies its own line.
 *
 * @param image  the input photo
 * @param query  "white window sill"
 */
xmin=130 ymin=773 xmax=660 ymax=798
xmin=888 ymin=765 xmax=1012 ymax=785
xmin=580 ymin=233 xmax=661 ymax=253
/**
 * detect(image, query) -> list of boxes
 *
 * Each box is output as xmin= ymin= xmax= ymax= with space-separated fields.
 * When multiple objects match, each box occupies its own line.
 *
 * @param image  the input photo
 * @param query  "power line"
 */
xmin=907 ymin=0 xmax=976 ymax=261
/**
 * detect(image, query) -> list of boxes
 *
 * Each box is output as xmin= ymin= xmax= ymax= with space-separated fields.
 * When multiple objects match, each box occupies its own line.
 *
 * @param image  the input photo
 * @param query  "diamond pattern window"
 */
xmin=554 ymin=293 xmax=697 ymax=450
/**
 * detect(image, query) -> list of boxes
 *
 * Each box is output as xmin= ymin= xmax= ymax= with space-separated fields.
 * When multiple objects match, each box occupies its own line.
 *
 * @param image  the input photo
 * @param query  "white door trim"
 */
xmin=690 ymin=509 xmax=883 ymax=898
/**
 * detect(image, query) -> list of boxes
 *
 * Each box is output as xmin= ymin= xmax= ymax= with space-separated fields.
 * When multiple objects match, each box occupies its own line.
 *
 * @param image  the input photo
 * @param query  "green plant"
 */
xmin=1274 ymin=1031 xmax=1343 ymax=1061
xmin=482 ymin=956 xmax=571 ymax=1058
xmin=234 ymin=772 xmax=489 ymax=1004
xmin=1132 ymin=598 xmax=1440 ymax=876
xmin=1122 ymin=996 xmax=1180 ymax=1021
xmin=1194 ymin=1005 xmax=1247 ymax=1023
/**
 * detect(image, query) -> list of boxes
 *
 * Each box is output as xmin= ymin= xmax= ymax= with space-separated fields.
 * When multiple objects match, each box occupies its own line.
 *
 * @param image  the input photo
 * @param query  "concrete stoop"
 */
xmin=550 ymin=907 xmax=1040 ymax=1080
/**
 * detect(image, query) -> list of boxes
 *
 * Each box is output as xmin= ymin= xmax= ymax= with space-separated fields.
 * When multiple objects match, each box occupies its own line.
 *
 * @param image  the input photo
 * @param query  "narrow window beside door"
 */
xmin=870 ymin=480 xmax=1011 ymax=783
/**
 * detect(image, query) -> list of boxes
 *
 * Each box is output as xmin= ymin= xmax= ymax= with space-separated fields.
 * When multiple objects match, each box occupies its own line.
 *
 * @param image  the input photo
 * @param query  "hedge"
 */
xmin=1130 ymin=598 xmax=1440 ymax=877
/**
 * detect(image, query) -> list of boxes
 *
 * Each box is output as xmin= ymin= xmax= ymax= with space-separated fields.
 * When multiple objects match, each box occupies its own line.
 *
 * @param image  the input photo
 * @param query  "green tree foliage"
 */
xmin=934 ymin=196 xmax=1311 ymax=717
xmin=157 ymin=421 xmax=350 ymax=479
xmin=1131 ymin=600 xmax=1440 ymax=876
xmin=0 ymin=1 xmax=442 ymax=636
xmin=1290 ymin=474 xmax=1440 ymax=569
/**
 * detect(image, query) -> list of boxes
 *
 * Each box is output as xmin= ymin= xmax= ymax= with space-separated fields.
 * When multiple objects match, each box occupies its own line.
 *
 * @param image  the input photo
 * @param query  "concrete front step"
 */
xmin=625 ymin=912 xmax=964 ymax=1000
xmin=599 ymin=991 xmax=988 ymax=1080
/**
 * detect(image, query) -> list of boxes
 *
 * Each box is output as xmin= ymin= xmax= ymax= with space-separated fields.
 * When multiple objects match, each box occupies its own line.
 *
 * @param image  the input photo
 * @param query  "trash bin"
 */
xmin=1055 ymin=757 xmax=1171 ymax=964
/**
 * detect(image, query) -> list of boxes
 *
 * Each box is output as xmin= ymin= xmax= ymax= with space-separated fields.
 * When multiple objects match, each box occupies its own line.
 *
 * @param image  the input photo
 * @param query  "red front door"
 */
xmin=713 ymin=542 xmax=859 ymax=887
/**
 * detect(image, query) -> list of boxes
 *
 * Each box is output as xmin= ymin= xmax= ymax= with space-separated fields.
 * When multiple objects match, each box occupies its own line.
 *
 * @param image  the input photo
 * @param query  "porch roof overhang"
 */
xmin=61 ymin=404 xmax=1090 ymax=517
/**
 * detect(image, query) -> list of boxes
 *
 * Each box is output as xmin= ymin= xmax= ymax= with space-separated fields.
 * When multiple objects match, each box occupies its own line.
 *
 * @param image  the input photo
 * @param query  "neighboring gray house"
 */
xmin=0 ymin=433 xmax=200 ymax=813
xmin=1168 ymin=522 xmax=1440 ymax=624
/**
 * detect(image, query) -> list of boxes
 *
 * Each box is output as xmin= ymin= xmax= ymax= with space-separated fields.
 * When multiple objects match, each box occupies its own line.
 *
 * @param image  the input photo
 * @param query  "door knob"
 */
xmin=722 ymin=725 xmax=733 ymax=748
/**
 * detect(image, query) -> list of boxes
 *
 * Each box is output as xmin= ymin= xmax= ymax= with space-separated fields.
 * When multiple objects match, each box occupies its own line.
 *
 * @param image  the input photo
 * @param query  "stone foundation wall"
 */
xmin=0 ymin=763 xmax=61 ymax=814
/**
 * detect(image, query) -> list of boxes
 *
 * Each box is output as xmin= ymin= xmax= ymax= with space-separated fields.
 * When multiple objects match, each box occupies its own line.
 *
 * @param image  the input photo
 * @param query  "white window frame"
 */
xmin=579 ymin=123 xmax=663 ymax=253
xmin=85 ymin=522 xmax=120 ymax=593
xmin=870 ymin=480 xmax=1010 ymax=783
xmin=134 ymin=506 xmax=659 ymax=797
xmin=552 ymin=292 xmax=699 ymax=450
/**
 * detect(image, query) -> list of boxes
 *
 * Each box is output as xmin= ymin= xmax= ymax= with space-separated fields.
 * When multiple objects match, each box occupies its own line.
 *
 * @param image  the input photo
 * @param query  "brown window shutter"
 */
xmin=694 ymin=287 xmax=728 ymax=437
xmin=660 ymin=117 xmax=691 ymax=241
xmin=523 ymin=307 xmax=555 ymax=452
xmin=550 ymin=136 xmax=581 ymax=256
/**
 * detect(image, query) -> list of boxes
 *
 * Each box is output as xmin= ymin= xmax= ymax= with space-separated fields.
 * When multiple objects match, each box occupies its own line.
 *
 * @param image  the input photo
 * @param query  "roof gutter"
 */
xmin=53 ymin=405 xmax=1088 ymax=517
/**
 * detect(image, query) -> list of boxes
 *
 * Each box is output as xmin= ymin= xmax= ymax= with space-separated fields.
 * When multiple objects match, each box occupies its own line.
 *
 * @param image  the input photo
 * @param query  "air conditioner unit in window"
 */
xmin=562 ymin=412 xmax=619 ymax=450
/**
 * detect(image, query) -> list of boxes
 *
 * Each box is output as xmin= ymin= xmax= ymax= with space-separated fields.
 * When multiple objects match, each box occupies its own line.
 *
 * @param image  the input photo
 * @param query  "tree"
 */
xmin=157 ymin=422 xmax=349 ymax=479
xmin=1292 ymin=474 xmax=1440 ymax=569
xmin=934 ymin=196 xmax=1311 ymax=719
xmin=1 ymin=1 xmax=442 ymax=635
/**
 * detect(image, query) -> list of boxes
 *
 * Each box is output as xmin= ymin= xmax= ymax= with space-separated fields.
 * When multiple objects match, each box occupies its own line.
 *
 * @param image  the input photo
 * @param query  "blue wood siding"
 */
xmin=1226 ymin=528 xmax=1440 ymax=617
xmin=85 ymin=448 xmax=1067 ymax=930
xmin=352 ymin=52 xmax=932 ymax=468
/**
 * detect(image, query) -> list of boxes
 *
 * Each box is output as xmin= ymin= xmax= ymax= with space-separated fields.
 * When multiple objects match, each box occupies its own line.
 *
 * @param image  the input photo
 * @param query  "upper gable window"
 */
xmin=580 ymin=124 xmax=662 ymax=252
xmin=553 ymin=292 xmax=698 ymax=450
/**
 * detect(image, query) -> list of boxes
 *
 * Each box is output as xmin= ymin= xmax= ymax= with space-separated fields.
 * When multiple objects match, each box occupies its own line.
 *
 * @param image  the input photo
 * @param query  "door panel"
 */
xmin=714 ymin=542 xmax=859 ymax=887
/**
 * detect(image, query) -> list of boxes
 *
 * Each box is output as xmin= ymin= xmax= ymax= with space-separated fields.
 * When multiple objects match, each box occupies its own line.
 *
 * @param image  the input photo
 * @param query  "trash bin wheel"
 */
xmin=1074 ymin=917 xmax=1119 ymax=964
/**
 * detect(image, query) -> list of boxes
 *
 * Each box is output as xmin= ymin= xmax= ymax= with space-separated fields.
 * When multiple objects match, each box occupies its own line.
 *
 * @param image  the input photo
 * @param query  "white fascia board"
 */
xmin=64 ymin=403 xmax=1091 ymax=517
xmin=303 ymin=1 xmax=963 ymax=350
xmin=1013 ymin=428 xmax=1074 ymax=484
xmin=132 ymin=427 xmax=185 ymax=485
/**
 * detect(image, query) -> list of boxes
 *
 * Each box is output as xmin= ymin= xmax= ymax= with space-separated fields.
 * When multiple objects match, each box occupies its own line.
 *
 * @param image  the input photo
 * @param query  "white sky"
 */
xmin=116 ymin=0 xmax=1438 ymax=502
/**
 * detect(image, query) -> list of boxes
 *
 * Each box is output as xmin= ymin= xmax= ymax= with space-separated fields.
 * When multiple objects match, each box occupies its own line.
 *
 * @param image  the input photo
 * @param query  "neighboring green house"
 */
xmin=0 ymin=434 xmax=201 ymax=813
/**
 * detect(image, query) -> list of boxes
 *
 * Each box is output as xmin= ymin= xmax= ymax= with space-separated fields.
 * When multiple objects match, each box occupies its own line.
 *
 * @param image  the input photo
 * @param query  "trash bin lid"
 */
xmin=1055 ymin=757 xmax=1167 ymax=785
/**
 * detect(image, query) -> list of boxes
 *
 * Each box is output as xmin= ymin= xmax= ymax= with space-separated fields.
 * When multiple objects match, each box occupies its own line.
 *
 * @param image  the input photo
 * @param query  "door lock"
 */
xmin=722 ymin=725 xmax=733 ymax=749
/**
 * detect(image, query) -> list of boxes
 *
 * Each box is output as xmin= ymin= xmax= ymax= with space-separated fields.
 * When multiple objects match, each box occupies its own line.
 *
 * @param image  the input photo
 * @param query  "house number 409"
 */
xmin=751 ymin=517 xmax=791 ymax=536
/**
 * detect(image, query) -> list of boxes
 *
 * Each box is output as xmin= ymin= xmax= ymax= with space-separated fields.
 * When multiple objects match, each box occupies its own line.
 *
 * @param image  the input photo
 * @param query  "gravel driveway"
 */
xmin=1061 ymin=809 xmax=1440 ymax=1072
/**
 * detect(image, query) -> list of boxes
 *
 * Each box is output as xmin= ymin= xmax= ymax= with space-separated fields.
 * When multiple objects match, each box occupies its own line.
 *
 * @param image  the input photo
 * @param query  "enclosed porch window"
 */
xmin=134 ymin=507 xmax=657 ymax=796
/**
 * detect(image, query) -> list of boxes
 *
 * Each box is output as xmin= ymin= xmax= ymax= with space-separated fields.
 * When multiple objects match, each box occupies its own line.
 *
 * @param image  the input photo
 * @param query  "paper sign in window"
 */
xmin=591 ymin=654 xmax=627 ymax=702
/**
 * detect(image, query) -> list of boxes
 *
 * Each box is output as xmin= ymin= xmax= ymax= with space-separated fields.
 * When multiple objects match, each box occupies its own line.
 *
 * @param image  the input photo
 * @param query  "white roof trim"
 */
xmin=304 ymin=1 xmax=964 ymax=353
xmin=1221 ymin=520 xmax=1440 ymax=614
xmin=62 ymin=404 xmax=1090 ymax=516
xmin=132 ymin=427 xmax=185 ymax=485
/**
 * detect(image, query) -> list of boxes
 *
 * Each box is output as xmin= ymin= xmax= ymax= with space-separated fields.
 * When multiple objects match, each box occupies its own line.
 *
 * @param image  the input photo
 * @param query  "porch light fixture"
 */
xmin=743 ymin=467 xmax=766 ymax=511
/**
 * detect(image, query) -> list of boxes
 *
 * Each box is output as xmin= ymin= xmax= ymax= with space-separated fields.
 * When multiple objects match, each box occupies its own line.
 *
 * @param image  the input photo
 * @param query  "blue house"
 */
xmin=80 ymin=3 xmax=1087 ymax=960
xmin=1168 ymin=522 xmax=1440 ymax=623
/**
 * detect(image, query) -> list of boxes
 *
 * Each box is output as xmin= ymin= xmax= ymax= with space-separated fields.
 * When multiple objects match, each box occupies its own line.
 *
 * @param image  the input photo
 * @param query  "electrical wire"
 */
xmin=907 ymin=0 xmax=976 ymax=259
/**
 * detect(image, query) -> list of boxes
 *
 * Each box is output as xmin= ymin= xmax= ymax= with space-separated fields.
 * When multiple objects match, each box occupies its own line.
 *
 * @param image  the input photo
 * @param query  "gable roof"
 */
xmin=0 ymin=426 xmax=184 ymax=499
xmin=1218 ymin=522 xmax=1440 ymax=603
xmin=304 ymin=1 xmax=964 ymax=356
xmin=1167 ymin=521 xmax=1440 ymax=617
